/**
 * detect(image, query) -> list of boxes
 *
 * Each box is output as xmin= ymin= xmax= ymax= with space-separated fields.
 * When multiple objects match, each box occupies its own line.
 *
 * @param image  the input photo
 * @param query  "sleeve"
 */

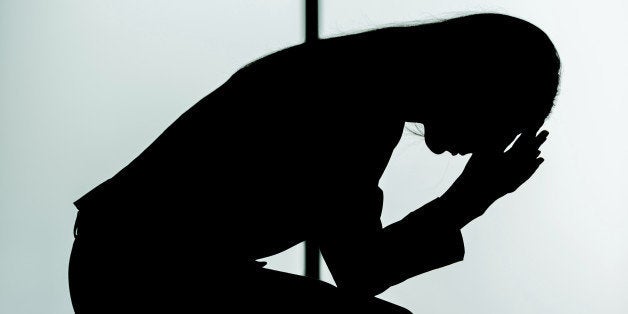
xmin=318 ymin=187 xmax=465 ymax=296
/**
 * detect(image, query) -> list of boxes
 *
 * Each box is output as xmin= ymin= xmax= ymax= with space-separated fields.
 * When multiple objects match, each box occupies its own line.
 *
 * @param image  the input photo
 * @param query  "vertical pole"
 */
xmin=305 ymin=0 xmax=319 ymax=43
xmin=304 ymin=0 xmax=320 ymax=280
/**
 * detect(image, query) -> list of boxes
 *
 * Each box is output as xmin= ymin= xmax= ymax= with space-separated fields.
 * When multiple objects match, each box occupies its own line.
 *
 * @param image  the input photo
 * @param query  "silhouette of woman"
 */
xmin=68 ymin=13 xmax=560 ymax=313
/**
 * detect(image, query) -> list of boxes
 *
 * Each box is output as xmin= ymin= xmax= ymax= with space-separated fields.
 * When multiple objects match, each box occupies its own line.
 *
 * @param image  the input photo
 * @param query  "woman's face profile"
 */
xmin=423 ymin=111 xmax=526 ymax=156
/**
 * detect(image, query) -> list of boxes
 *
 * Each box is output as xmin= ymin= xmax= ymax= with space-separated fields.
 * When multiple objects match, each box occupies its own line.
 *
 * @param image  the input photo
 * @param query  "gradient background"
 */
xmin=1 ymin=1 xmax=626 ymax=313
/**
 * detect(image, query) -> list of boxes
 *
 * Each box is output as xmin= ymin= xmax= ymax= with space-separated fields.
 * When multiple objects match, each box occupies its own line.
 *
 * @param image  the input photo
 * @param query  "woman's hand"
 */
xmin=441 ymin=129 xmax=549 ymax=228
xmin=462 ymin=129 xmax=547 ymax=199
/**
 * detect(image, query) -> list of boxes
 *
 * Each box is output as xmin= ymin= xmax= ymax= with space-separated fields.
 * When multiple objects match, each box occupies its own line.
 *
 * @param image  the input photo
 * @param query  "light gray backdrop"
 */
xmin=1 ymin=1 xmax=626 ymax=313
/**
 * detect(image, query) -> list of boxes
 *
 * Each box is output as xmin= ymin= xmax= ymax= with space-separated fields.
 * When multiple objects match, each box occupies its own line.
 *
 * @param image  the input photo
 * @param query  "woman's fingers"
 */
xmin=528 ymin=130 xmax=548 ymax=160
xmin=534 ymin=130 xmax=549 ymax=148
xmin=509 ymin=129 xmax=548 ymax=159
xmin=507 ymin=131 xmax=547 ymax=182
xmin=507 ymin=133 xmax=534 ymax=159
xmin=465 ymin=129 xmax=548 ymax=198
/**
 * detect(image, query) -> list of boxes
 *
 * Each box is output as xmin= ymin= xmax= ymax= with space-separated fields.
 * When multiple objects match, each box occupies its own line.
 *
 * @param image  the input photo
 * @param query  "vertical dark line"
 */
xmin=305 ymin=241 xmax=320 ymax=279
xmin=305 ymin=0 xmax=319 ymax=42
xmin=304 ymin=0 xmax=320 ymax=280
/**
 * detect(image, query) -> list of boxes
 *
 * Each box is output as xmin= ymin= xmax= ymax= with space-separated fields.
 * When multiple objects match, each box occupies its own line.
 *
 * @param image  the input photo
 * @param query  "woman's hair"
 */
xmin=348 ymin=13 xmax=561 ymax=135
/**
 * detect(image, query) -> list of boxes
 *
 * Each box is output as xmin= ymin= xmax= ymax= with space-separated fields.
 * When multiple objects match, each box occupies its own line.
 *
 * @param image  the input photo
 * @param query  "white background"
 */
xmin=1 ymin=1 xmax=626 ymax=313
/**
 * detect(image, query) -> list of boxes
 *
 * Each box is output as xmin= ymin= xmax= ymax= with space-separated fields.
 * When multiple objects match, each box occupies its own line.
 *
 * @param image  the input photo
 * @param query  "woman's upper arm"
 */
xmin=317 ymin=185 xmax=386 ymax=293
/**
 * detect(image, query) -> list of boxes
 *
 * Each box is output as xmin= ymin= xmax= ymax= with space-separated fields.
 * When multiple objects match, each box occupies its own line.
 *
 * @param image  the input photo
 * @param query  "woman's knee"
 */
xmin=367 ymin=298 xmax=412 ymax=314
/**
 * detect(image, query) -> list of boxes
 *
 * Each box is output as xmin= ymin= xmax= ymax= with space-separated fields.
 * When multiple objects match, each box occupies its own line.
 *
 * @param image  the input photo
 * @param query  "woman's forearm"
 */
xmin=439 ymin=180 xmax=499 ymax=229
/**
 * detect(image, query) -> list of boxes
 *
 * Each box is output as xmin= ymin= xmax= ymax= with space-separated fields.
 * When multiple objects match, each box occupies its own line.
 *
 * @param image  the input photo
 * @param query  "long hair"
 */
xmin=318 ymin=13 xmax=561 ymax=135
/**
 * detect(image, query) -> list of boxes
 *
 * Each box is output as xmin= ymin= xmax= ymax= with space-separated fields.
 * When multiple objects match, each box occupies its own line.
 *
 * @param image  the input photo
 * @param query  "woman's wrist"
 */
xmin=440 ymin=183 xmax=498 ymax=229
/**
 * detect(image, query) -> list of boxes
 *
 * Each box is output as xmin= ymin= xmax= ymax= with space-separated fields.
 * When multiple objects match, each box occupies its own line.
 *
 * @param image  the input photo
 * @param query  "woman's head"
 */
xmin=387 ymin=13 xmax=561 ymax=155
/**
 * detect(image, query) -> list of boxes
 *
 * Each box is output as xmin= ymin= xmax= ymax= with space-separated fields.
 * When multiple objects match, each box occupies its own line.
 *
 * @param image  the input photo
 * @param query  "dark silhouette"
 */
xmin=68 ymin=13 xmax=560 ymax=313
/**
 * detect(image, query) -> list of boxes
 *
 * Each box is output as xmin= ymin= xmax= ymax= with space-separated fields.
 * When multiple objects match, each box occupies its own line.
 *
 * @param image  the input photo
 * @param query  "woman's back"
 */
xmin=73 ymin=39 xmax=405 ymax=263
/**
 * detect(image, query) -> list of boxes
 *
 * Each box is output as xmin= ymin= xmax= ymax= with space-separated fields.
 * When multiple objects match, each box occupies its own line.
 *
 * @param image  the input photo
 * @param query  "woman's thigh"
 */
xmin=228 ymin=266 xmax=412 ymax=314
xmin=70 ymin=243 xmax=410 ymax=313
xmin=68 ymin=211 xmax=178 ymax=313
xmin=69 ymin=237 xmax=152 ymax=313
xmin=69 ymin=209 xmax=410 ymax=313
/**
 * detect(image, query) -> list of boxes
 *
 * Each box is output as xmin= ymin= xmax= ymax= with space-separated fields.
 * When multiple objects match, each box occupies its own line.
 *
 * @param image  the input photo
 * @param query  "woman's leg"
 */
xmin=68 ymin=210 xmax=160 ymax=313
xmin=68 ymin=236 xmax=86 ymax=313
xmin=69 ymin=208 xmax=410 ymax=313
xmin=223 ymin=265 xmax=412 ymax=314
xmin=68 ymin=213 xmax=125 ymax=314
